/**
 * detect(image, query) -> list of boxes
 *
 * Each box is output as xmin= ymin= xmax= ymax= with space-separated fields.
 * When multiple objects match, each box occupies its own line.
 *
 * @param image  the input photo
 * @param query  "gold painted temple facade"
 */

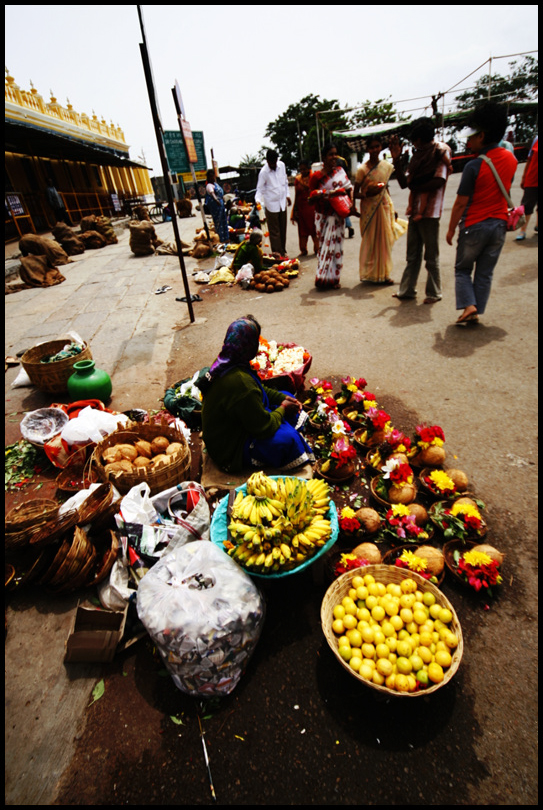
xmin=5 ymin=70 xmax=153 ymax=241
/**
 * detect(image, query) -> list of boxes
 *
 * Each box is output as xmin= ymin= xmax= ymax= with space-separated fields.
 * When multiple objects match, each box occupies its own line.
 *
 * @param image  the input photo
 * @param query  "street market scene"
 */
xmin=5 ymin=6 xmax=538 ymax=807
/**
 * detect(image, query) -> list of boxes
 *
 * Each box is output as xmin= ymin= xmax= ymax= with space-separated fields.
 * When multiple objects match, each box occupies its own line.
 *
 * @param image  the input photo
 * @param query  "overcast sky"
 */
xmin=5 ymin=5 xmax=538 ymax=175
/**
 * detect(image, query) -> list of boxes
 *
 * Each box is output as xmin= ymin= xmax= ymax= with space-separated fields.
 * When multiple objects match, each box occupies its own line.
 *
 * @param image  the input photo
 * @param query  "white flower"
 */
xmin=382 ymin=457 xmax=401 ymax=479
xmin=332 ymin=420 xmax=347 ymax=436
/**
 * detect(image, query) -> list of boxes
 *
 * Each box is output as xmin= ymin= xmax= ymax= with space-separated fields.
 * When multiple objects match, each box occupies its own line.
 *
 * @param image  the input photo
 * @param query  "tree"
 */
xmin=349 ymin=97 xmax=402 ymax=129
xmin=264 ymin=94 xmax=350 ymax=173
xmin=453 ymin=56 xmax=538 ymax=143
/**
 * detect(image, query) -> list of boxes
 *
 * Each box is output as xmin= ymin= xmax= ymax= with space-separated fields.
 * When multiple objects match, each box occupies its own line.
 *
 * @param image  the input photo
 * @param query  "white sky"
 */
xmin=5 ymin=5 xmax=538 ymax=175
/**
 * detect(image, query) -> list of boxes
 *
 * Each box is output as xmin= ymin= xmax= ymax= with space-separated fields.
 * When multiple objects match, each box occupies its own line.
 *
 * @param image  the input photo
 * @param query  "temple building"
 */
xmin=5 ymin=69 xmax=153 ymax=242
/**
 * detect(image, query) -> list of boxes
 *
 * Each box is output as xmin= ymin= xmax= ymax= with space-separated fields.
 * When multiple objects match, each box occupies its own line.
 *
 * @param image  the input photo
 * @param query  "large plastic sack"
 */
xmin=137 ymin=541 xmax=265 ymax=696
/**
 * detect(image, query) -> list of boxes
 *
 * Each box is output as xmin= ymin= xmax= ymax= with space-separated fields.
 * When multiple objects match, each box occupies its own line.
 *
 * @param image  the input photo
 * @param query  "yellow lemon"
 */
xmin=356 ymin=585 xmax=369 ymax=601
xmin=429 ymin=603 xmax=442 ymax=619
xmin=338 ymin=645 xmax=352 ymax=661
xmin=367 ymin=582 xmax=380 ymax=597
xmin=413 ymin=609 xmax=428 ymax=625
xmin=361 ymin=625 xmax=375 ymax=644
xmin=359 ymin=662 xmax=374 ymax=680
xmin=400 ymin=608 xmax=414 ymax=624
xmin=419 ymin=631 xmax=433 ymax=647
xmin=385 ymin=672 xmax=396 ymax=690
xmin=371 ymin=605 xmax=386 ymax=622
xmin=348 ymin=588 xmax=358 ymax=601
xmin=375 ymin=643 xmax=390 ymax=659
xmin=333 ymin=604 xmax=346 ymax=620
xmin=384 ymin=599 xmax=399 ymax=617
xmin=362 ymin=642 xmax=376 ymax=659
xmin=417 ymin=645 xmax=433 ymax=664
xmin=396 ymin=656 xmax=413 ymax=674
xmin=343 ymin=613 xmax=357 ymax=630
xmin=344 ymin=601 xmax=358 ymax=616
xmin=400 ymin=593 xmax=416 ymax=609
xmin=444 ymin=632 xmax=459 ymax=649
xmin=372 ymin=669 xmax=386 ymax=686
xmin=387 ymin=583 xmax=402 ymax=597
xmin=415 ymin=669 xmax=429 ymax=687
xmin=428 ymin=662 xmax=444 ymax=683
xmin=375 ymin=582 xmax=387 ymax=597
xmin=349 ymin=656 xmax=362 ymax=672
xmin=409 ymin=653 xmax=424 ymax=672
xmin=435 ymin=649 xmax=452 ymax=668
xmin=351 ymin=575 xmax=365 ymax=589
xmin=357 ymin=607 xmax=371 ymax=622
xmin=396 ymin=639 xmax=412 ymax=658
xmin=376 ymin=658 xmax=393 ymax=677
xmin=373 ymin=629 xmax=385 ymax=646
xmin=385 ymin=636 xmax=397 ymax=653
xmin=400 ymin=577 xmax=418 ymax=594
xmin=363 ymin=574 xmax=375 ymax=585
xmin=406 ymin=674 xmax=418 ymax=692
xmin=346 ymin=628 xmax=362 ymax=647
xmin=350 ymin=647 xmax=362 ymax=660
xmin=332 ymin=618 xmax=345 ymax=634
xmin=381 ymin=621 xmax=396 ymax=638
xmin=438 ymin=607 xmax=453 ymax=624
xmin=390 ymin=614 xmax=404 ymax=631
xmin=395 ymin=673 xmax=410 ymax=692
xmin=365 ymin=595 xmax=378 ymax=610
xmin=423 ymin=591 xmax=436 ymax=606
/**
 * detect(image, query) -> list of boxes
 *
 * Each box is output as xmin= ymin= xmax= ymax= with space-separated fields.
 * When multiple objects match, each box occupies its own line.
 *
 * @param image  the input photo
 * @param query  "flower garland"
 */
xmin=250 ymin=337 xmax=309 ymax=379
xmin=455 ymin=549 xmax=502 ymax=595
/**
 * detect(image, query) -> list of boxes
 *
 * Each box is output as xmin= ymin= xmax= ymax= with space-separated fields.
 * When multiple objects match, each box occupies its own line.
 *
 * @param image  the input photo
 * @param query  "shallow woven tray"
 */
xmin=90 ymin=420 xmax=191 ymax=495
xmin=321 ymin=564 xmax=463 ymax=697
xmin=21 ymin=339 xmax=92 ymax=393
xmin=5 ymin=499 xmax=59 ymax=534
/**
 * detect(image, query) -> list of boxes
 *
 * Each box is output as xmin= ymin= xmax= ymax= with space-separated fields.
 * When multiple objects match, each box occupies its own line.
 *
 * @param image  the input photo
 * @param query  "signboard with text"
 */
xmin=163 ymin=130 xmax=207 ymax=175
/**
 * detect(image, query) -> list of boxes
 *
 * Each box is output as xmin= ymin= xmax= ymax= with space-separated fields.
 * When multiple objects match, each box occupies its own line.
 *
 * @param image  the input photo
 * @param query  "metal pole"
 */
xmin=316 ymin=112 xmax=322 ymax=163
xmin=488 ymin=56 xmax=492 ymax=99
xmin=137 ymin=6 xmax=195 ymax=322
xmin=171 ymin=88 xmax=210 ymax=241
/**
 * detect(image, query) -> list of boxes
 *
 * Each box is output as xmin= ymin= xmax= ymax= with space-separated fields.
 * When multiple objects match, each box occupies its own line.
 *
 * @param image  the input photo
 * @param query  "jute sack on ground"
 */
xmin=79 ymin=230 xmax=107 ymax=249
xmin=19 ymin=234 xmax=72 ymax=266
xmin=52 ymin=223 xmax=85 ymax=255
xmin=129 ymin=220 xmax=161 ymax=256
xmin=95 ymin=215 xmax=118 ymax=245
xmin=18 ymin=255 xmax=66 ymax=287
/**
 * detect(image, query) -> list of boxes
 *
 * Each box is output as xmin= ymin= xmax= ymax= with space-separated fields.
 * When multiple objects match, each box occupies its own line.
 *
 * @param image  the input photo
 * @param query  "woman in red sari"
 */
xmin=290 ymin=159 xmax=319 ymax=256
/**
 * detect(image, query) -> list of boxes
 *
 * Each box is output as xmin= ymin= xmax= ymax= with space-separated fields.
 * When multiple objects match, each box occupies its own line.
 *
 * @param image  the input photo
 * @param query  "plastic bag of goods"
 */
xmin=137 ymin=541 xmax=265 ymax=696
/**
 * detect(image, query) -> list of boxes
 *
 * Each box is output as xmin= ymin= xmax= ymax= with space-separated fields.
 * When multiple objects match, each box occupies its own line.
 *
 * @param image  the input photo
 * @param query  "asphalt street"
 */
xmin=5 ymin=170 xmax=538 ymax=805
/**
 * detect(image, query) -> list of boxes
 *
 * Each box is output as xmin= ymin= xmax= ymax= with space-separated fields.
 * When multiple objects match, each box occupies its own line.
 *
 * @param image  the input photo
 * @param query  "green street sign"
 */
xmin=163 ymin=130 xmax=207 ymax=174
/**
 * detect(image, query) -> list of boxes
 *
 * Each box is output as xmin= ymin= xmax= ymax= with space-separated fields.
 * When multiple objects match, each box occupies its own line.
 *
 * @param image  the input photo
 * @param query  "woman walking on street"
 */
xmin=291 ymin=159 xmax=319 ymax=256
xmin=309 ymin=143 xmax=353 ymax=290
xmin=353 ymin=137 xmax=407 ymax=284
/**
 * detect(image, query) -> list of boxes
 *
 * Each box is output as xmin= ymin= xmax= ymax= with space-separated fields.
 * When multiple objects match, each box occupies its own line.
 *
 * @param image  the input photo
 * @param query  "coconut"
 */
xmin=354 ymin=507 xmax=381 ymax=534
xmin=151 ymin=436 xmax=170 ymax=455
xmin=454 ymin=496 xmax=478 ymax=508
xmin=471 ymin=544 xmax=504 ymax=565
xmin=114 ymin=443 xmax=138 ymax=462
xmin=351 ymin=542 xmax=382 ymax=564
xmin=388 ymin=483 xmax=417 ymax=504
xmin=414 ymin=545 xmax=445 ymax=576
xmin=166 ymin=442 xmax=183 ymax=456
xmin=418 ymin=445 xmax=446 ymax=467
xmin=366 ymin=429 xmax=389 ymax=448
xmin=150 ymin=453 xmax=171 ymax=468
xmin=135 ymin=439 xmax=152 ymax=459
xmin=389 ymin=452 xmax=409 ymax=466
xmin=445 ymin=469 xmax=469 ymax=491
xmin=407 ymin=503 xmax=428 ymax=527
xmin=133 ymin=456 xmax=152 ymax=468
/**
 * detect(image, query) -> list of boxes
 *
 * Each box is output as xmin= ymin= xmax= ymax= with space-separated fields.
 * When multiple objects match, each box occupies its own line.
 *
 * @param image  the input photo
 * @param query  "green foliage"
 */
xmin=264 ymin=94 xmax=350 ymax=172
xmin=454 ymin=56 xmax=538 ymax=143
xmin=349 ymin=97 xmax=402 ymax=129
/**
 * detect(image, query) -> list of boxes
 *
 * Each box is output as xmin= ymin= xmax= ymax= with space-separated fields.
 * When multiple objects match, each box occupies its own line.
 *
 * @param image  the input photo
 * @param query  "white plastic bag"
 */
xmin=137 ymin=542 xmax=265 ymax=696
xmin=235 ymin=263 xmax=254 ymax=283
xmin=151 ymin=482 xmax=210 ymax=542
xmin=98 ymin=553 xmax=132 ymax=610
xmin=60 ymin=406 xmax=129 ymax=447
xmin=118 ymin=482 xmax=158 ymax=525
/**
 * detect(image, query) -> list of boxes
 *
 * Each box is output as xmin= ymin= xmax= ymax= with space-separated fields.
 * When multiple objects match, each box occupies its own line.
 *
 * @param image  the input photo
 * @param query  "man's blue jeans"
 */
xmin=454 ymin=218 xmax=506 ymax=314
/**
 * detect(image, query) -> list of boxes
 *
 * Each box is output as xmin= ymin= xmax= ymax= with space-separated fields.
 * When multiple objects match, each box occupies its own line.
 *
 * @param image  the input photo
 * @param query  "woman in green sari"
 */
xmin=353 ymin=137 xmax=407 ymax=284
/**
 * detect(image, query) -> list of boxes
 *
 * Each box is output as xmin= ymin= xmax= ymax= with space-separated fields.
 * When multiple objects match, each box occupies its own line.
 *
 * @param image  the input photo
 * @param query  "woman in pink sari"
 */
xmin=309 ymin=143 xmax=353 ymax=290
xmin=353 ymin=136 xmax=407 ymax=284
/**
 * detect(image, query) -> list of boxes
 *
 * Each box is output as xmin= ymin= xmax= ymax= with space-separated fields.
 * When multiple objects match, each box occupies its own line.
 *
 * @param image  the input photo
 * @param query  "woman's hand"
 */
xmin=389 ymin=135 xmax=403 ymax=161
xmin=280 ymin=396 xmax=301 ymax=417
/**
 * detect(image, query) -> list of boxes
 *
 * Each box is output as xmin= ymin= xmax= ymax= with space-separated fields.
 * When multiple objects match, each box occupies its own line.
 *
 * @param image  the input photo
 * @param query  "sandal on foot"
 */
xmin=423 ymin=297 xmax=442 ymax=304
xmin=455 ymin=311 xmax=478 ymax=324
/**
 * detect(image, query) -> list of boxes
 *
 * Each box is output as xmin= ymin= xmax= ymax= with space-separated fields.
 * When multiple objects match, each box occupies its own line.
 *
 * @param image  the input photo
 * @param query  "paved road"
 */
xmin=5 ymin=171 xmax=538 ymax=805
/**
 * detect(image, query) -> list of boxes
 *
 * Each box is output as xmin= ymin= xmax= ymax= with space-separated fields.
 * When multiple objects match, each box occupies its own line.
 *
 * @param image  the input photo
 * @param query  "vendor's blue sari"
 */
xmin=205 ymin=182 xmax=229 ymax=243
xmin=242 ymin=375 xmax=315 ymax=471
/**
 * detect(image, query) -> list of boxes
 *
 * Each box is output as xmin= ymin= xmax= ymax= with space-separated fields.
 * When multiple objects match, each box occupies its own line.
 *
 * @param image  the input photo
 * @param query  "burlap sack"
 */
xmin=52 ymin=223 xmax=85 ymax=255
xmin=79 ymin=230 xmax=107 ymax=249
xmin=19 ymin=234 xmax=71 ymax=266
xmin=95 ymin=216 xmax=118 ymax=245
xmin=80 ymin=215 xmax=99 ymax=232
xmin=175 ymin=198 xmax=193 ymax=218
xmin=133 ymin=205 xmax=151 ymax=222
xmin=129 ymin=220 xmax=159 ymax=256
xmin=18 ymin=255 xmax=66 ymax=287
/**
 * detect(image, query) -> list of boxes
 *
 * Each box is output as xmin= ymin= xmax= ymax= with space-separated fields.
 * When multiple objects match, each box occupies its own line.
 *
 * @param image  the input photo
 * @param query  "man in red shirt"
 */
xmin=516 ymin=135 xmax=538 ymax=241
xmin=446 ymin=103 xmax=517 ymax=324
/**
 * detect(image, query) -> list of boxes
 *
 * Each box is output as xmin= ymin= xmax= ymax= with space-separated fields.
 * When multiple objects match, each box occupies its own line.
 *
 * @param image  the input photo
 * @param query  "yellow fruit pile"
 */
xmin=226 ymin=472 xmax=332 ymax=574
xmin=331 ymin=573 xmax=459 ymax=693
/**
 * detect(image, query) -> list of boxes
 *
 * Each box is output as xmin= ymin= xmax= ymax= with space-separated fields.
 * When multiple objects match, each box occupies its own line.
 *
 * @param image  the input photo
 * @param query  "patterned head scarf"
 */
xmin=197 ymin=317 xmax=260 ymax=393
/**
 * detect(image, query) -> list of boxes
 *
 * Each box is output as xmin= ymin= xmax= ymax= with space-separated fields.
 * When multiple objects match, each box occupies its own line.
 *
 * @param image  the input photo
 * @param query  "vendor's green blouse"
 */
xmin=232 ymin=241 xmax=264 ymax=273
xmin=201 ymin=367 xmax=285 ymax=472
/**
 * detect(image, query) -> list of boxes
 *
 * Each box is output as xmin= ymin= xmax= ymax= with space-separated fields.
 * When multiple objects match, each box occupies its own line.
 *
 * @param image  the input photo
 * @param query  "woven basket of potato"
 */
xmin=90 ymin=420 xmax=191 ymax=495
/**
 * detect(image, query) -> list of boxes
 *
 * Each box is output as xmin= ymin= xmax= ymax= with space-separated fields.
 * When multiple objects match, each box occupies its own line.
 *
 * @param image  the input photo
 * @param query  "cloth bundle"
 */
xmin=137 ymin=541 xmax=265 ymax=696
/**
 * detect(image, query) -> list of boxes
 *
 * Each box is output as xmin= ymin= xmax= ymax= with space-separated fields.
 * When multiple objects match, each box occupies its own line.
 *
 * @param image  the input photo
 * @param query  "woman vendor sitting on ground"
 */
xmin=197 ymin=316 xmax=314 ymax=473
xmin=232 ymin=230 xmax=265 ymax=273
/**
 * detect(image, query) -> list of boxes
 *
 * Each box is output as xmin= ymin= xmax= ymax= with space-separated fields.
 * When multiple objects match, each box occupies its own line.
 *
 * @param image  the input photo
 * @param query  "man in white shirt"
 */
xmin=255 ymin=149 xmax=291 ymax=255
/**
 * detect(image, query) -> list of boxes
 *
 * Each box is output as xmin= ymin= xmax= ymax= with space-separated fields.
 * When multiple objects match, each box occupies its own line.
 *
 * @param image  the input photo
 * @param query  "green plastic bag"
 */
xmin=163 ymin=367 xmax=209 ymax=429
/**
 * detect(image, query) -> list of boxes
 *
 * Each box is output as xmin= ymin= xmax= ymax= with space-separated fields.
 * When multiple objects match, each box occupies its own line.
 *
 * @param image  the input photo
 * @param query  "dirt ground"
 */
xmin=5 ymin=170 xmax=538 ymax=806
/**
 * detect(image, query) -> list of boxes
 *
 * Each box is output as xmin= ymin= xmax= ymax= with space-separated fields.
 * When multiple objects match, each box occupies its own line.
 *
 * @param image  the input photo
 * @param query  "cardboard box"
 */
xmin=64 ymin=601 xmax=128 ymax=663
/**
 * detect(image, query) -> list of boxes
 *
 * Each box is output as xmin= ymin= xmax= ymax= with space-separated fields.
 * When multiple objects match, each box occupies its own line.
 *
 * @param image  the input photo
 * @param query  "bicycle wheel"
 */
xmin=149 ymin=206 xmax=163 ymax=224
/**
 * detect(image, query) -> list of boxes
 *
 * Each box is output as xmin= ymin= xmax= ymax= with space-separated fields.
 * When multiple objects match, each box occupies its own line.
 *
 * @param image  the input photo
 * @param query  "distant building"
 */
xmin=5 ymin=70 xmax=154 ymax=241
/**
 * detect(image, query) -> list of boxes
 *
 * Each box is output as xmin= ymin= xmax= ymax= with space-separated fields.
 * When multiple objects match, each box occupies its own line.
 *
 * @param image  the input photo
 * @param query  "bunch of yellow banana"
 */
xmin=246 ymin=471 xmax=278 ymax=500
